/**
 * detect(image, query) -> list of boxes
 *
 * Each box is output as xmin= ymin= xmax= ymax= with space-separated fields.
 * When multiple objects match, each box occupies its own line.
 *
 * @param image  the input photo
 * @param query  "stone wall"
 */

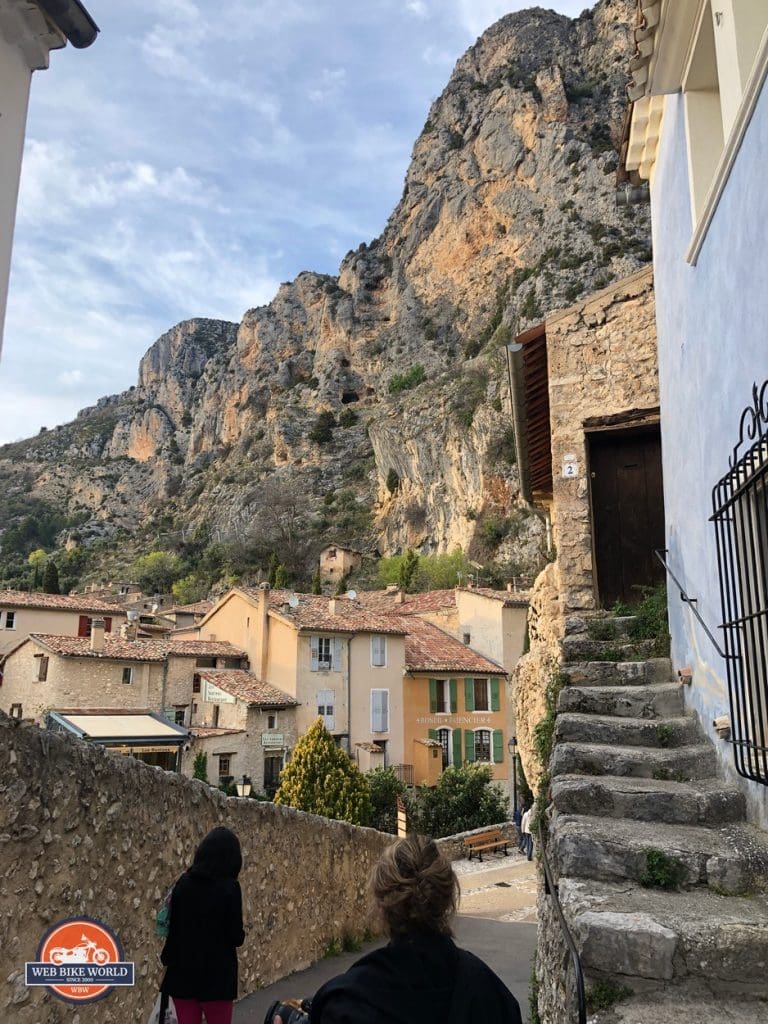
xmin=546 ymin=266 xmax=658 ymax=614
xmin=0 ymin=712 xmax=391 ymax=1022
xmin=435 ymin=821 xmax=519 ymax=862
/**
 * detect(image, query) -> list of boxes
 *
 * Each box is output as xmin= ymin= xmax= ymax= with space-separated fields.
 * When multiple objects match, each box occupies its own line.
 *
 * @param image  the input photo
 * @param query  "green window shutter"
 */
xmin=452 ymin=728 xmax=462 ymax=767
xmin=464 ymin=677 xmax=475 ymax=712
xmin=428 ymin=728 xmax=438 ymax=741
xmin=464 ymin=729 xmax=475 ymax=762
xmin=491 ymin=678 xmax=500 ymax=712
xmin=449 ymin=678 xmax=457 ymax=714
xmin=493 ymin=729 xmax=504 ymax=763
xmin=429 ymin=678 xmax=438 ymax=713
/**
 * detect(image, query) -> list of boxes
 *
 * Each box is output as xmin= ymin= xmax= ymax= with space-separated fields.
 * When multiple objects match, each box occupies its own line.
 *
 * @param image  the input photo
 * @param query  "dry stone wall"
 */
xmin=0 ymin=712 xmax=391 ymax=1022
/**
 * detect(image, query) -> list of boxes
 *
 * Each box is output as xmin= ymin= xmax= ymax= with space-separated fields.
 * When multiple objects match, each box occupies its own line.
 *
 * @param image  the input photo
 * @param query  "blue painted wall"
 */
xmin=652 ymin=87 xmax=768 ymax=825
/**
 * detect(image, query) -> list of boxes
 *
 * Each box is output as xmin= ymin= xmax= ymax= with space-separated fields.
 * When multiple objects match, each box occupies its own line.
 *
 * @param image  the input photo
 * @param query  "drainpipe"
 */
xmin=160 ymin=656 xmax=169 ymax=718
xmin=345 ymin=637 xmax=352 ymax=754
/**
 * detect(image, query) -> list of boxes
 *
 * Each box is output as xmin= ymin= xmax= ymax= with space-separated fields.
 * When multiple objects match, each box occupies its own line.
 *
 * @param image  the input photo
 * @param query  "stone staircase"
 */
xmin=545 ymin=614 xmax=768 ymax=1022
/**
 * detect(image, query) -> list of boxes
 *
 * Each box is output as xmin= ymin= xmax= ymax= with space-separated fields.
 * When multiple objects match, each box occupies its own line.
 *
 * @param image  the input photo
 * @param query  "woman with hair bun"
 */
xmin=308 ymin=834 xmax=522 ymax=1023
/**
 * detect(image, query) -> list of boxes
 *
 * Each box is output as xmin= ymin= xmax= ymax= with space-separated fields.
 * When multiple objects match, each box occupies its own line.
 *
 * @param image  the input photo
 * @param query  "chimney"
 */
xmin=328 ymin=598 xmax=337 ymax=615
xmin=506 ymin=582 xmax=513 ymax=592
xmin=90 ymin=619 xmax=105 ymax=653
xmin=395 ymin=590 xmax=404 ymax=604
xmin=120 ymin=621 xmax=138 ymax=641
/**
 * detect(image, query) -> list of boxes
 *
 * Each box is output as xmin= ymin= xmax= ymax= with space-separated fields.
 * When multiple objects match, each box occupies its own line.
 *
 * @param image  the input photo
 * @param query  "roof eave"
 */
xmin=35 ymin=0 xmax=99 ymax=49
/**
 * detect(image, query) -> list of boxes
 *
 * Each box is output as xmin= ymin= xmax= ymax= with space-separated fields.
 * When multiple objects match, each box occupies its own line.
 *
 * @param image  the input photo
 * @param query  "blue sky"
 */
xmin=1 ymin=0 xmax=589 ymax=444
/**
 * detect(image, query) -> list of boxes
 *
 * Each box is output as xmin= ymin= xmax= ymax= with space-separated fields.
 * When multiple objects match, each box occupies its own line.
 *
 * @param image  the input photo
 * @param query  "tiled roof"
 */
xmin=28 ymin=635 xmax=246 ymax=663
xmin=190 ymin=726 xmax=246 ymax=738
xmin=262 ymin=592 xmax=407 ymax=635
xmin=172 ymin=601 xmax=213 ymax=615
xmin=457 ymin=587 xmax=530 ymax=607
xmin=0 ymin=590 xmax=125 ymax=615
xmin=396 ymin=617 xmax=506 ymax=675
xmin=198 ymin=669 xmax=297 ymax=707
xmin=355 ymin=589 xmax=458 ymax=615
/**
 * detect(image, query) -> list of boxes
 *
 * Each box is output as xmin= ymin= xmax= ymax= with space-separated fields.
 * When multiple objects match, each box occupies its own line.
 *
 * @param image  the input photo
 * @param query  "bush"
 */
xmin=388 ymin=365 xmax=426 ymax=394
xmin=338 ymin=408 xmax=358 ymax=427
xmin=309 ymin=411 xmax=337 ymax=443
xmin=274 ymin=719 xmax=371 ymax=826
xmin=193 ymin=752 xmax=208 ymax=782
xmin=386 ymin=468 xmax=400 ymax=494
xmin=413 ymin=764 xmax=509 ymax=839
xmin=367 ymin=767 xmax=406 ymax=834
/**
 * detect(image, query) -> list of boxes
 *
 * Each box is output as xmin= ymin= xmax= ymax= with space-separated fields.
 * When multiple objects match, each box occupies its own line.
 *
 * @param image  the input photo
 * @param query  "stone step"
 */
xmin=555 ymin=712 xmax=701 ymax=749
xmin=557 ymin=682 xmax=685 ymax=719
xmin=550 ymin=814 xmax=768 ymax=894
xmin=588 ymin=990 xmax=768 ymax=1023
xmin=561 ymin=658 xmax=673 ymax=687
xmin=561 ymin=637 xmax=663 ymax=663
xmin=559 ymin=876 xmax=768 ymax=993
xmin=551 ymin=741 xmax=717 ymax=781
xmin=565 ymin=614 xmax=639 ymax=642
xmin=551 ymin=774 xmax=747 ymax=826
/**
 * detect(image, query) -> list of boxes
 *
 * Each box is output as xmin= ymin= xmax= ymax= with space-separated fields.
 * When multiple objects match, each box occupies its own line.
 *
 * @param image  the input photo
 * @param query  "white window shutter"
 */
xmin=371 ymin=689 xmax=389 ymax=733
xmin=310 ymin=636 xmax=319 ymax=671
xmin=332 ymin=638 xmax=342 ymax=671
xmin=372 ymin=635 xmax=386 ymax=667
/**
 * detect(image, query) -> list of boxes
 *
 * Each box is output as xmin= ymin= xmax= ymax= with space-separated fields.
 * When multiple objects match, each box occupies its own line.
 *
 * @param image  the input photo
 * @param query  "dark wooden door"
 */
xmin=589 ymin=427 xmax=665 ymax=608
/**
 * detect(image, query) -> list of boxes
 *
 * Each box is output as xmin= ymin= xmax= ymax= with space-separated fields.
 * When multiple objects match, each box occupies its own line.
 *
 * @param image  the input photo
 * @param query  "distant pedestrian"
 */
xmin=520 ymin=803 xmax=534 ymax=861
xmin=160 ymin=826 xmax=245 ymax=1024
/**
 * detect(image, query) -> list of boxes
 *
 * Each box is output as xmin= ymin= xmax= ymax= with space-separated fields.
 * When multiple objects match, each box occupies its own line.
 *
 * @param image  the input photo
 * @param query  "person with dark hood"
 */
xmin=160 ymin=826 xmax=245 ymax=1024
xmin=303 ymin=834 xmax=522 ymax=1024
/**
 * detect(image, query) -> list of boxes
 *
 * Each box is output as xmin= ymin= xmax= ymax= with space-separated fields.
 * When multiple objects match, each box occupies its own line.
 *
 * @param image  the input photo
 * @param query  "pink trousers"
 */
xmin=172 ymin=998 xmax=234 ymax=1024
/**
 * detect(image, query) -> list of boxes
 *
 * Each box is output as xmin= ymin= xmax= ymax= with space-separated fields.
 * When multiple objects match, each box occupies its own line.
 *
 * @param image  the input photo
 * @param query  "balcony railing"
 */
xmin=391 ymin=763 xmax=414 ymax=786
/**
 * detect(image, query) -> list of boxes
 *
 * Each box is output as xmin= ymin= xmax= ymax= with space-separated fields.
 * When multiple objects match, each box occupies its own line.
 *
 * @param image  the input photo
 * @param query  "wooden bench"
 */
xmin=464 ymin=828 xmax=510 ymax=862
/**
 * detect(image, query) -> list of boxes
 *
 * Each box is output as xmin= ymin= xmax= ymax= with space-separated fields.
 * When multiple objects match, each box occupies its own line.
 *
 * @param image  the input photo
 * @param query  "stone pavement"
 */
xmin=234 ymin=852 xmax=537 ymax=1022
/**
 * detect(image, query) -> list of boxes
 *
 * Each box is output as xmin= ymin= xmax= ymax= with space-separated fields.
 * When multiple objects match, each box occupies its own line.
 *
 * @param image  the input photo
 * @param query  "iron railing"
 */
xmin=711 ymin=380 xmax=768 ymax=786
xmin=539 ymin=831 xmax=587 ymax=1024
xmin=653 ymin=548 xmax=730 ymax=660
xmin=391 ymin=763 xmax=414 ymax=785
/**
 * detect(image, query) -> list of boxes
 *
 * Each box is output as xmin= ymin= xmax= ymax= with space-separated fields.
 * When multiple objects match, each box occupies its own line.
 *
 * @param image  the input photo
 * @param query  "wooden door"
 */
xmin=588 ymin=426 xmax=665 ymax=608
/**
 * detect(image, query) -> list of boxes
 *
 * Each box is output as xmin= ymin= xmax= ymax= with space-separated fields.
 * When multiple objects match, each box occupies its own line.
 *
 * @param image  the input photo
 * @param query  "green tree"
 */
xmin=172 ymin=574 xmax=208 ymax=606
xmin=42 ymin=560 xmax=60 ymax=594
xmin=367 ymin=767 xmax=406 ymax=834
xmin=274 ymin=563 xmax=287 ymax=588
xmin=27 ymin=548 xmax=48 ymax=589
xmin=415 ymin=763 xmax=509 ymax=839
xmin=268 ymin=552 xmax=280 ymax=587
xmin=311 ymin=566 xmax=322 ymax=594
xmin=274 ymin=719 xmax=372 ymax=826
xmin=417 ymin=548 xmax=471 ymax=590
xmin=398 ymin=549 xmax=419 ymax=592
xmin=132 ymin=551 xmax=184 ymax=593
xmin=192 ymin=752 xmax=209 ymax=782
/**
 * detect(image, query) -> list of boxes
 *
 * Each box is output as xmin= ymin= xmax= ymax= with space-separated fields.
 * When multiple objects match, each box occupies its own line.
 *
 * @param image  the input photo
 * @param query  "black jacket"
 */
xmin=310 ymin=932 xmax=522 ymax=1024
xmin=160 ymin=870 xmax=245 ymax=1002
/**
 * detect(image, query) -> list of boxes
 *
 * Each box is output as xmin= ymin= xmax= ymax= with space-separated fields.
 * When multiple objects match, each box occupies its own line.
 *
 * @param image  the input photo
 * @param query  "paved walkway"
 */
xmin=234 ymin=852 xmax=537 ymax=1022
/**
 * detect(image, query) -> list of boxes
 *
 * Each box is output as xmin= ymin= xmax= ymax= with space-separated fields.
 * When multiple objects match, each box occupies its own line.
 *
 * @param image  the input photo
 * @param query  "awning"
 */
xmin=47 ymin=709 xmax=188 ymax=747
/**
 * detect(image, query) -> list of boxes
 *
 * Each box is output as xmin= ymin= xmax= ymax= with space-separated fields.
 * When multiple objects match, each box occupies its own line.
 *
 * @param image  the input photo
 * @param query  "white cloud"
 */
xmin=58 ymin=370 xmax=85 ymax=387
xmin=308 ymin=67 xmax=348 ymax=105
xmin=406 ymin=1 xmax=429 ymax=18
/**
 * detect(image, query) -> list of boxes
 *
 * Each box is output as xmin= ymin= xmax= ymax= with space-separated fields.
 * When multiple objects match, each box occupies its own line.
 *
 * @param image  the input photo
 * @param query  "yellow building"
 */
xmin=0 ymin=590 xmax=126 ymax=656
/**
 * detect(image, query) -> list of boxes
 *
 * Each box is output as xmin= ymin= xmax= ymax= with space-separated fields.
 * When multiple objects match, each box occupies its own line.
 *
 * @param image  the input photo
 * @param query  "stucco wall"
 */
xmin=348 ymin=633 xmax=405 ymax=765
xmin=0 ymin=607 xmax=126 ymax=656
xmin=0 ymin=712 xmax=391 ymax=1021
xmin=545 ymin=267 xmax=658 ymax=613
xmin=652 ymin=88 xmax=768 ymax=827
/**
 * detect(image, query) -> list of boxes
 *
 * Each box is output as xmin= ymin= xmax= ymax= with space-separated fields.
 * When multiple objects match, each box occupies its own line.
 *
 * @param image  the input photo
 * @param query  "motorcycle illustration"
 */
xmin=50 ymin=936 xmax=110 ymax=965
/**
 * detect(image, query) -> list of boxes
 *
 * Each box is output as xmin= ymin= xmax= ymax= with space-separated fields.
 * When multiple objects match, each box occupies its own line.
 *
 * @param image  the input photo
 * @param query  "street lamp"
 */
xmin=507 ymin=735 xmax=518 ymax=814
xmin=235 ymin=775 xmax=251 ymax=798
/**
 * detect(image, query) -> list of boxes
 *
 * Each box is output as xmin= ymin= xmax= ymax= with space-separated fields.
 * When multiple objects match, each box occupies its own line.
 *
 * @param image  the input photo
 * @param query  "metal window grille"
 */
xmin=711 ymin=380 xmax=768 ymax=785
xmin=392 ymin=763 xmax=414 ymax=785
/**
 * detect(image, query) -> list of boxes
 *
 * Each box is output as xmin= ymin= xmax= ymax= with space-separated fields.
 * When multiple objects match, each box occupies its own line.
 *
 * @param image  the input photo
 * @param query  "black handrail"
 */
xmin=538 ymin=831 xmax=587 ymax=1024
xmin=654 ymin=548 xmax=731 ymax=660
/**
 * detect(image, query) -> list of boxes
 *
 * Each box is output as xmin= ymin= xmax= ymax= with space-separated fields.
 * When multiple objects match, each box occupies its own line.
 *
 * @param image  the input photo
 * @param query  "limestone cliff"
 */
xmin=0 ymin=0 xmax=650 ymax=579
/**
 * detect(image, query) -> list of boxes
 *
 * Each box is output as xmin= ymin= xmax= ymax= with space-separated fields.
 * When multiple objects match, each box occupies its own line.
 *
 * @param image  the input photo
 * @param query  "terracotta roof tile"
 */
xmin=354 ymin=589 xmax=457 ymax=615
xmin=457 ymin=586 xmax=530 ymax=606
xmin=190 ymin=726 xmax=247 ymax=738
xmin=0 ymin=590 xmax=126 ymax=615
xmin=28 ymin=635 xmax=246 ymax=663
xmin=260 ymin=592 xmax=407 ymax=635
xmin=171 ymin=601 xmax=214 ymax=615
xmin=394 ymin=617 xmax=506 ymax=674
xmin=198 ymin=669 xmax=297 ymax=707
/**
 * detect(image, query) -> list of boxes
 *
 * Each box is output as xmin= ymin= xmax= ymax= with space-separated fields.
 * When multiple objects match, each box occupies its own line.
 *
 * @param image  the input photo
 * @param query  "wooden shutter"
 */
xmin=104 ymin=617 xmax=113 ymax=633
xmin=449 ymin=678 xmax=457 ymax=713
xmin=464 ymin=729 xmax=476 ymax=762
xmin=78 ymin=616 xmax=90 ymax=637
xmin=429 ymin=678 xmax=438 ymax=713
xmin=310 ymin=636 xmax=319 ymax=671
xmin=452 ymin=728 xmax=463 ymax=767
xmin=464 ymin=678 xmax=475 ymax=712
xmin=38 ymin=656 xmax=49 ymax=682
xmin=491 ymin=678 xmax=500 ymax=712
xmin=428 ymin=728 xmax=438 ymax=740
xmin=493 ymin=729 xmax=504 ymax=763
xmin=332 ymin=638 xmax=342 ymax=672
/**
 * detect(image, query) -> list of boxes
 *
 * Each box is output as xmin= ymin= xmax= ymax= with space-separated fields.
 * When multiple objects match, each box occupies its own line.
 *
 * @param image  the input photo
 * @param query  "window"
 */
xmin=371 ymin=635 xmax=386 ymax=667
xmin=121 ymin=666 xmax=133 ymax=685
xmin=474 ymin=729 xmax=492 ymax=762
xmin=10 ymin=703 xmax=22 ymax=720
xmin=328 ymin=548 xmax=337 ymax=559
xmin=78 ymin=615 xmax=91 ymax=637
xmin=371 ymin=689 xmax=389 ymax=733
xmin=267 ymin=714 xmax=277 ymax=730
xmin=196 ymin=657 xmax=216 ymax=668
xmin=311 ymin=636 xmax=341 ymax=672
xmin=437 ymin=727 xmax=451 ymax=769
xmin=34 ymin=655 xmax=49 ymax=682
xmin=464 ymin=677 xmax=501 ymax=713
xmin=218 ymin=755 xmax=232 ymax=778
xmin=193 ymin=674 xmax=201 ymax=694
xmin=317 ymin=689 xmax=335 ymax=730
xmin=429 ymin=678 xmax=456 ymax=714
xmin=174 ymin=708 xmax=187 ymax=726
xmin=462 ymin=632 xmax=471 ymax=645
xmin=5 ymin=611 xmax=15 ymax=630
